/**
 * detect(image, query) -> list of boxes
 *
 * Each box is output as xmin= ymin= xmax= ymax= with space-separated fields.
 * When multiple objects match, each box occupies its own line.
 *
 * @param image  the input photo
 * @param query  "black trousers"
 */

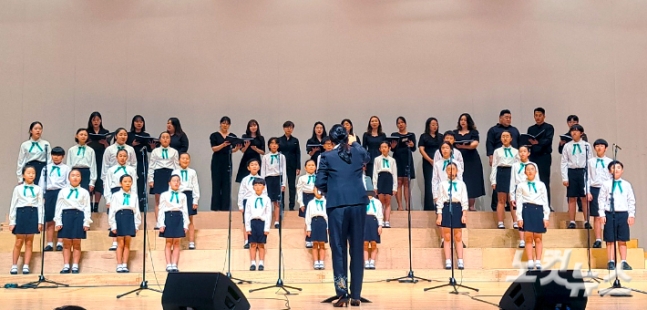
xmin=531 ymin=153 xmax=552 ymax=209
xmin=210 ymin=159 xmax=231 ymax=211
xmin=283 ymin=166 xmax=297 ymax=210
xmin=422 ymin=161 xmax=435 ymax=211
xmin=327 ymin=205 xmax=366 ymax=299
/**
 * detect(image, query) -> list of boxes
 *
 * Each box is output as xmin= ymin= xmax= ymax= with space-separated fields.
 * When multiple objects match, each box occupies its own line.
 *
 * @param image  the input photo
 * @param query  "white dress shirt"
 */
xmin=372 ymin=155 xmax=398 ymax=192
xmin=515 ymin=180 xmax=550 ymax=221
xmin=104 ymin=165 xmax=138 ymax=203
xmin=297 ymin=173 xmax=317 ymax=207
xmin=38 ymin=163 xmax=71 ymax=191
xmin=157 ymin=190 xmax=190 ymax=230
xmin=433 ymin=148 xmax=464 ymax=171
xmin=101 ymin=143 xmax=137 ymax=181
xmin=172 ymin=167 xmax=200 ymax=206
xmin=509 ymin=160 xmax=541 ymax=200
xmin=490 ymin=146 xmax=519 ymax=185
xmin=108 ymin=190 xmax=141 ymax=231
xmin=587 ymin=156 xmax=613 ymax=190
xmin=148 ymin=147 xmax=180 ymax=183
xmin=436 ymin=179 xmax=469 ymax=214
xmin=432 ymin=158 xmax=464 ymax=199
xmin=66 ymin=144 xmax=98 ymax=187
xmin=305 ymin=197 xmax=329 ymax=231
xmin=560 ymin=140 xmax=592 ymax=182
xmin=598 ymin=178 xmax=636 ymax=218
xmin=9 ymin=183 xmax=44 ymax=225
xmin=366 ymin=197 xmax=384 ymax=226
xmin=16 ymin=139 xmax=51 ymax=182
xmin=260 ymin=152 xmax=287 ymax=186
xmin=237 ymin=174 xmax=268 ymax=210
xmin=54 ymin=186 xmax=93 ymax=227
xmin=244 ymin=194 xmax=273 ymax=232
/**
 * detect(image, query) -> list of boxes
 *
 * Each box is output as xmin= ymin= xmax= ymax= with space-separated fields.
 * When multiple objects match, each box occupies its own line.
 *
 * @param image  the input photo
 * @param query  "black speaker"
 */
xmin=499 ymin=270 xmax=588 ymax=310
xmin=162 ymin=272 xmax=250 ymax=310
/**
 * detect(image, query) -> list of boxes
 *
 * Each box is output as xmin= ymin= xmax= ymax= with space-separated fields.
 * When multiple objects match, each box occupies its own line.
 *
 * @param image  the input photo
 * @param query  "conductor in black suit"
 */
xmin=315 ymin=125 xmax=371 ymax=307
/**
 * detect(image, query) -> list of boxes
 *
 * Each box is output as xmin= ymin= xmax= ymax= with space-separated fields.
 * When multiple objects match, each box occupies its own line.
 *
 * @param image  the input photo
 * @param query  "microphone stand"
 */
xmin=425 ymin=153 xmax=479 ymax=294
xmin=599 ymin=145 xmax=646 ymax=296
xmin=21 ymin=145 xmax=68 ymax=289
xmin=117 ymin=147 xmax=161 ymax=298
xmin=224 ymin=142 xmax=251 ymax=285
xmin=250 ymin=151 xmax=301 ymax=295
xmin=583 ymin=144 xmax=603 ymax=283
xmin=387 ymin=135 xmax=432 ymax=283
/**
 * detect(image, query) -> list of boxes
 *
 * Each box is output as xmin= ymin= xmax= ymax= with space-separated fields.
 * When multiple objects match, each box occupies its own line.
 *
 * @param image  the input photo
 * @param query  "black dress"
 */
xmin=235 ymin=134 xmax=265 ymax=183
xmin=418 ymin=132 xmax=443 ymax=210
xmin=454 ymin=130 xmax=486 ymax=199
xmin=127 ymin=131 xmax=153 ymax=210
xmin=87 ymin=128 xmax=109 ymax=195
xmin=170 ymin=133 xmax=189 ymax=153
xmin=390 ymin=132 xmax=416 ymax=179
xmin=210 ymin=131 xmax=236 ymax=211
xmin=306 ymin=137 xmax=324 ymax=162
xmin=362 ymin=132 xmax=387 ymax=179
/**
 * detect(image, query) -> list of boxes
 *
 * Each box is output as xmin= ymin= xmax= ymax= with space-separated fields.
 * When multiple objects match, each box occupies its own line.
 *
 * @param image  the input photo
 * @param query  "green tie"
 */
xmin=518 ymin=163 xmax=527 ymax=174
xmin=29 ymin=142 xmax=43 ymax=153
xmin=171 ymin=191 xmax=179 ymax=203
xmin=528 ymin=182 xmax=537 ymax=193
xmin=308 ymin=175 xmax=315 ymax=184
xmin=162 ymin=149 xmax=168 ymax=159
xmin=442 ymin=160 xmax=450 ymax=171
xmin=316 ymin=199 xmax=324 ymax=210
xmin=117 ymin=145 xmax=125 ymax=151
xmin=597 ymin=158 xmax=605 ymax=168
xmin=382 ymin=158 xmax=390 ymax=168
xmin=77 ymin=146 xmax=86 ymax=157
xmin=123 ymin=193 xmax=130 ymax=205
xmin=24 ymin=185 xmax=35 ymax=197
xmin=255 ymin=197 xmax=263 ymax=209
xmin=50 ymin=166 xmax=61 ymax=177
xmin=367 ymin=200 xmax=376 ymax=213
xmin=67 ymin=188 xmax=79 ymax=199
xmin=270 ymin=154 xmax=279 ymax=164
xmin=248 ymin=176 xmax=255 ymax=184
xmin=449 ymin=181 xmax=458 ymax=192
xmin=572 ymin=144 xmax=582 ymax=155
xmin=115 ymin=166 xmax=127 ymax=174
xmin=613 ymin=180 xmax=623 ymax=194
xmin=504 ymin=148 xmax=513 ymax=158
xmin=181 ymin=170 xmax=188 ymax=182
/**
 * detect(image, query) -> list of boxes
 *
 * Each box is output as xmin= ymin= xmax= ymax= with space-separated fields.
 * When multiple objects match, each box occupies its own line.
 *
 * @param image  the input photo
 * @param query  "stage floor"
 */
xmin=1 ymin=281 xmax=646 ymax=310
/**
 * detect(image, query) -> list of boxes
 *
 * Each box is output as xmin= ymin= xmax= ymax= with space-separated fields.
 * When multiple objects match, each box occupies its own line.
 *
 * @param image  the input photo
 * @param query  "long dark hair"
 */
xmin=424 ymin=117 xmax=439 ymax=135
xmin=168 ymin=117 xmax=185 ymax=136
xmin=366 ymin=116 xmax=383 ymax=135
xmin=245 ymin=119 xmax=261 ymax=137
xmin=310 ymin=121 xmax=327 ymax=141
xmin=341 ymin=119 xmax=355 ymax=135
xmin=330 ymin=124 xmax=351 ymax=163
xmin=130 ymin=115 xmax=146 ymax=132
xmin=456 ymin=113 xmax=477 ymax=131
xmin=87 ymin=111 xmax=105 ymax=132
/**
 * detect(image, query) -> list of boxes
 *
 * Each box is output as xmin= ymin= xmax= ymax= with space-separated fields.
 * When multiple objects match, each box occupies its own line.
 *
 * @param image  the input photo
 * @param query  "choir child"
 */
xmin=278 ymin=121 xmax=301 ymax=211
xmin=432 ymin=142 xmax=464 ymax=246
xmin=238 ymin=159 xmax=267 ymax=249
xmin=261 ymin=137 xmax=287 ymax=228
xmin=101 ymin=128 xmax=137 ymax=183
xmin=316 ymin=137 xmax=333 ymax=171
xmin=509 ymin=145 xmax=539 ymax=248
xmin=104 ymin=149 xmax=138 ymax=251
xmin=363 ymin=182 xmax=383 ymax=270
xmin=490 ymin=131 xmax=519 ymax=229
xmin=587 ymin=139 xmax=612 ymax=248
xmin=306 ymin=189 xmax=329 ymax=270
xmin=245 ymin=178 xmax=272 ymax=271
xmin=40 ymin=146 xmax=71 ymax=252
xmin=9 ymin=166 xmax=44 ymax=275
xmin=372 ymin=141 xmax=397 ymax=228
xmin=87 ymin=112 xmax=110 ymax=212
xmin=158 ymin=175 xmax=190 ymax=272
xmin=54 ymin=170 xmax=92 ymax=274
xmin=560 ymin=124 xmax=592 ymax=229
xmin=67 ymin=129 xmax=97 ymax=193
xmin=435 ymin=162 xmax=468 ymax=270
xmin=433 ymin=131 xmax=465 ymax=171
xmin=515 ymin=163 xmax=550 ymax=270
xmin=108 ymin=175 xmax=141 ymax=273
xmin=148 ymin=132 xmax=180 ymax=223
xmin=173 ymin=153 xmax=200 ymax=250
xmin=297 ymin=160 xmax=317 ymax=248
xmin=17 ymin=121 xmax=51 ymax=184
xmin=599 ymin=161 xmax=635 ymax=270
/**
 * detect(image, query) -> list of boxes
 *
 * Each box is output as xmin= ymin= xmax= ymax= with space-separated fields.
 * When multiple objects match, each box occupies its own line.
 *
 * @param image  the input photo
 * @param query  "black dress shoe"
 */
xmin=593 ymin=240 xmax=602 ymax=248
xmin=43 ymin=245 xmax=54 ymax=251
xmin=350 ymin=299 xmax=361 ymax=307
xmin=584 ymin=222 xmax=592 ymax=229
xmin=56 ymin=245 xmax=63 ymax=251
xmin=332 ymin=297 xmax=349 ymax=307
xmin=567 ymin=222 xmax=576 ymax=229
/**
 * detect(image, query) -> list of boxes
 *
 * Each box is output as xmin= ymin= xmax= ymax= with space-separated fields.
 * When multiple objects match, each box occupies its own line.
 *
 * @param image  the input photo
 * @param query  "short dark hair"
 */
xmin=608 ymin=160 xmax=624 ymax=171
xmin=51 ymin=146 xmax=65 ymax=156
xmin=569 ymin=124 xmax=584 ymax=133
xmin=567 ymin=115 xmax=579 ymax=122
xmin=55 ymin=306 xmax=87 ymax=310
xmin=519 ymin=145 xmax=531 ymax=153
xmin=304 ymin=159 xmax=315 ymax=167
xmin=268 ymin=137 xmax=279 ymax=147
xmin=322 ymin=136 xmax=332 ymax=144
xmin=499 ymin=109 xmax=511 ymax=117
xmin=74 ymin=128 xmax=88 ymax=143
xmin=443 ymin=130 xmax=455 ymax=138
xmin=252 ymin=178 xmax=267 ymax=186
xmin=119 ymin=174 xmax=133 ymax=183
xmin=179 ymin=152 xmax=191 ymax=158
xmin=534 ymin=107 xmax=546 ymax=115
xmin=169 ymin=174 xmax=181 ymax=182
xmin=593 ymin=139 xmax=608 ymax=147
xmin=247 ymin=158 xmax=260 ymax=167
xmin=283 ymin=121 xmax=295 ymax=128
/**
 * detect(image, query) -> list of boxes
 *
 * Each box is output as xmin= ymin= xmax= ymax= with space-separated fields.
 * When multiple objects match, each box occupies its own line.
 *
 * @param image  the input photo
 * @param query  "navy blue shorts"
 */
xmin=589 ymin=187 xmax=601 ymax=217
xmin=603 ymin=211 xmax=630 ymax=242
xmin=249 ymin=219 xmax=267 ymax=244
xmin=184 ymin=190 xmax=197 ymax=216
xmin=566 ymin=168 xmax=586 ymax=198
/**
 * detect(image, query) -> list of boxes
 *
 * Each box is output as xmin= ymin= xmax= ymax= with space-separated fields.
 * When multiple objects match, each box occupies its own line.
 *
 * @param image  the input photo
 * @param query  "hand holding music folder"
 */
xmin=560 ymin=134 xmax=573 ymax=142
xmin=88 ymin=132 xmax=115 ymax=141
xmin=134 ymin=135 xmax=160 ymax=148
xmin=454 ymin=139 xmax=474 ymax=146
xmin=226 ymin=136 xmax=252 ymax=146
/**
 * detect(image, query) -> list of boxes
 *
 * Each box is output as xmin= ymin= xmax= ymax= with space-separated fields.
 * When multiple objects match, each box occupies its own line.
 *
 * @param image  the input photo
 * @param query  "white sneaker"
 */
xmin=305 ymin=241 xmax=313 ymax=248
xmin=188 ymin=242 xmax=196 ymax=250
xmin=445 ymin=260 xmax=452 ymax=270
xmin=535 ymin=262 xmax=542 ymax=270
xmin=527 ymin=260 xmax=534 ymax=270
xmin=117 ymin=266 xmax=124 ymax=273
xmin=109 ymin=243 xmax=117 ymax=251
xmin=457 ymin=260 xmax=464 ymax=270
xmin=513 ymin=222 xmax=519 ymax=229
xmin=319 ymin=261 xmax=325 ymax=270
xmin=519 ymin=240 xmax=526 ymax=248
xmin=384 ymin=221 xmax=391 ymax=228
xmin=497 ymin=223 xmax=505 ymax=229
xmin=369 ymin=261 xmax=375 ymax=270
xmin=364 ymin=261 xmax=370 ymax=269
xmin=314 ymin=262 xmax=319 ymax=270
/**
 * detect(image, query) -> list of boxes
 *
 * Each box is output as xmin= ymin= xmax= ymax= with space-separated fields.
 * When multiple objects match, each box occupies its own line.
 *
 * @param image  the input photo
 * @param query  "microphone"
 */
xmin=613 ymin=144 xmax=622 ymax=151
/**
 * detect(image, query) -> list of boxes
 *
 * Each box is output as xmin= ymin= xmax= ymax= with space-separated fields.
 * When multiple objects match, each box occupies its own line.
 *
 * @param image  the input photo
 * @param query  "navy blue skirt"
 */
xmin=159 ymin=211 xmax=185 ymax=238
xmin=13 ymin=207 xmax=39 ymax=235
xmin=521 ymin=203 xmax=546 ymax=233
xmin=265 ymin=176 xmax=281 ymax=202
xmin=249 ymin=219 xmax=267 ymax=244
xmin=299 ymin=193 xmax=315 ymax=218
xmin=377 ymin=172 xmax=394 ymax=195
xmin=27 ymin=160 xmax=46 ymax=186
xmin=44 ymin=189 xmax=61 ymax=222
xmin=110 ymin=209 xmax=136 ymax=237
xmin=364 ymin=215 xmax=381 ymax=243
xmin=184 ymin=191 xmax=197 ymax=216
xmin=441 ymin=202 xmax=465 ymax=228
xmin=310 ymin=216 xmax=328 ymax=243
xmin=75 ymin=167 xmax=91 ymax=192
xmin=151 ymin=168 xmax=172 ymax=194
xmin=495 ymin=166 xmax=512 ymax=193
xmin=58 ymin=209 xmax=87 ymax=239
